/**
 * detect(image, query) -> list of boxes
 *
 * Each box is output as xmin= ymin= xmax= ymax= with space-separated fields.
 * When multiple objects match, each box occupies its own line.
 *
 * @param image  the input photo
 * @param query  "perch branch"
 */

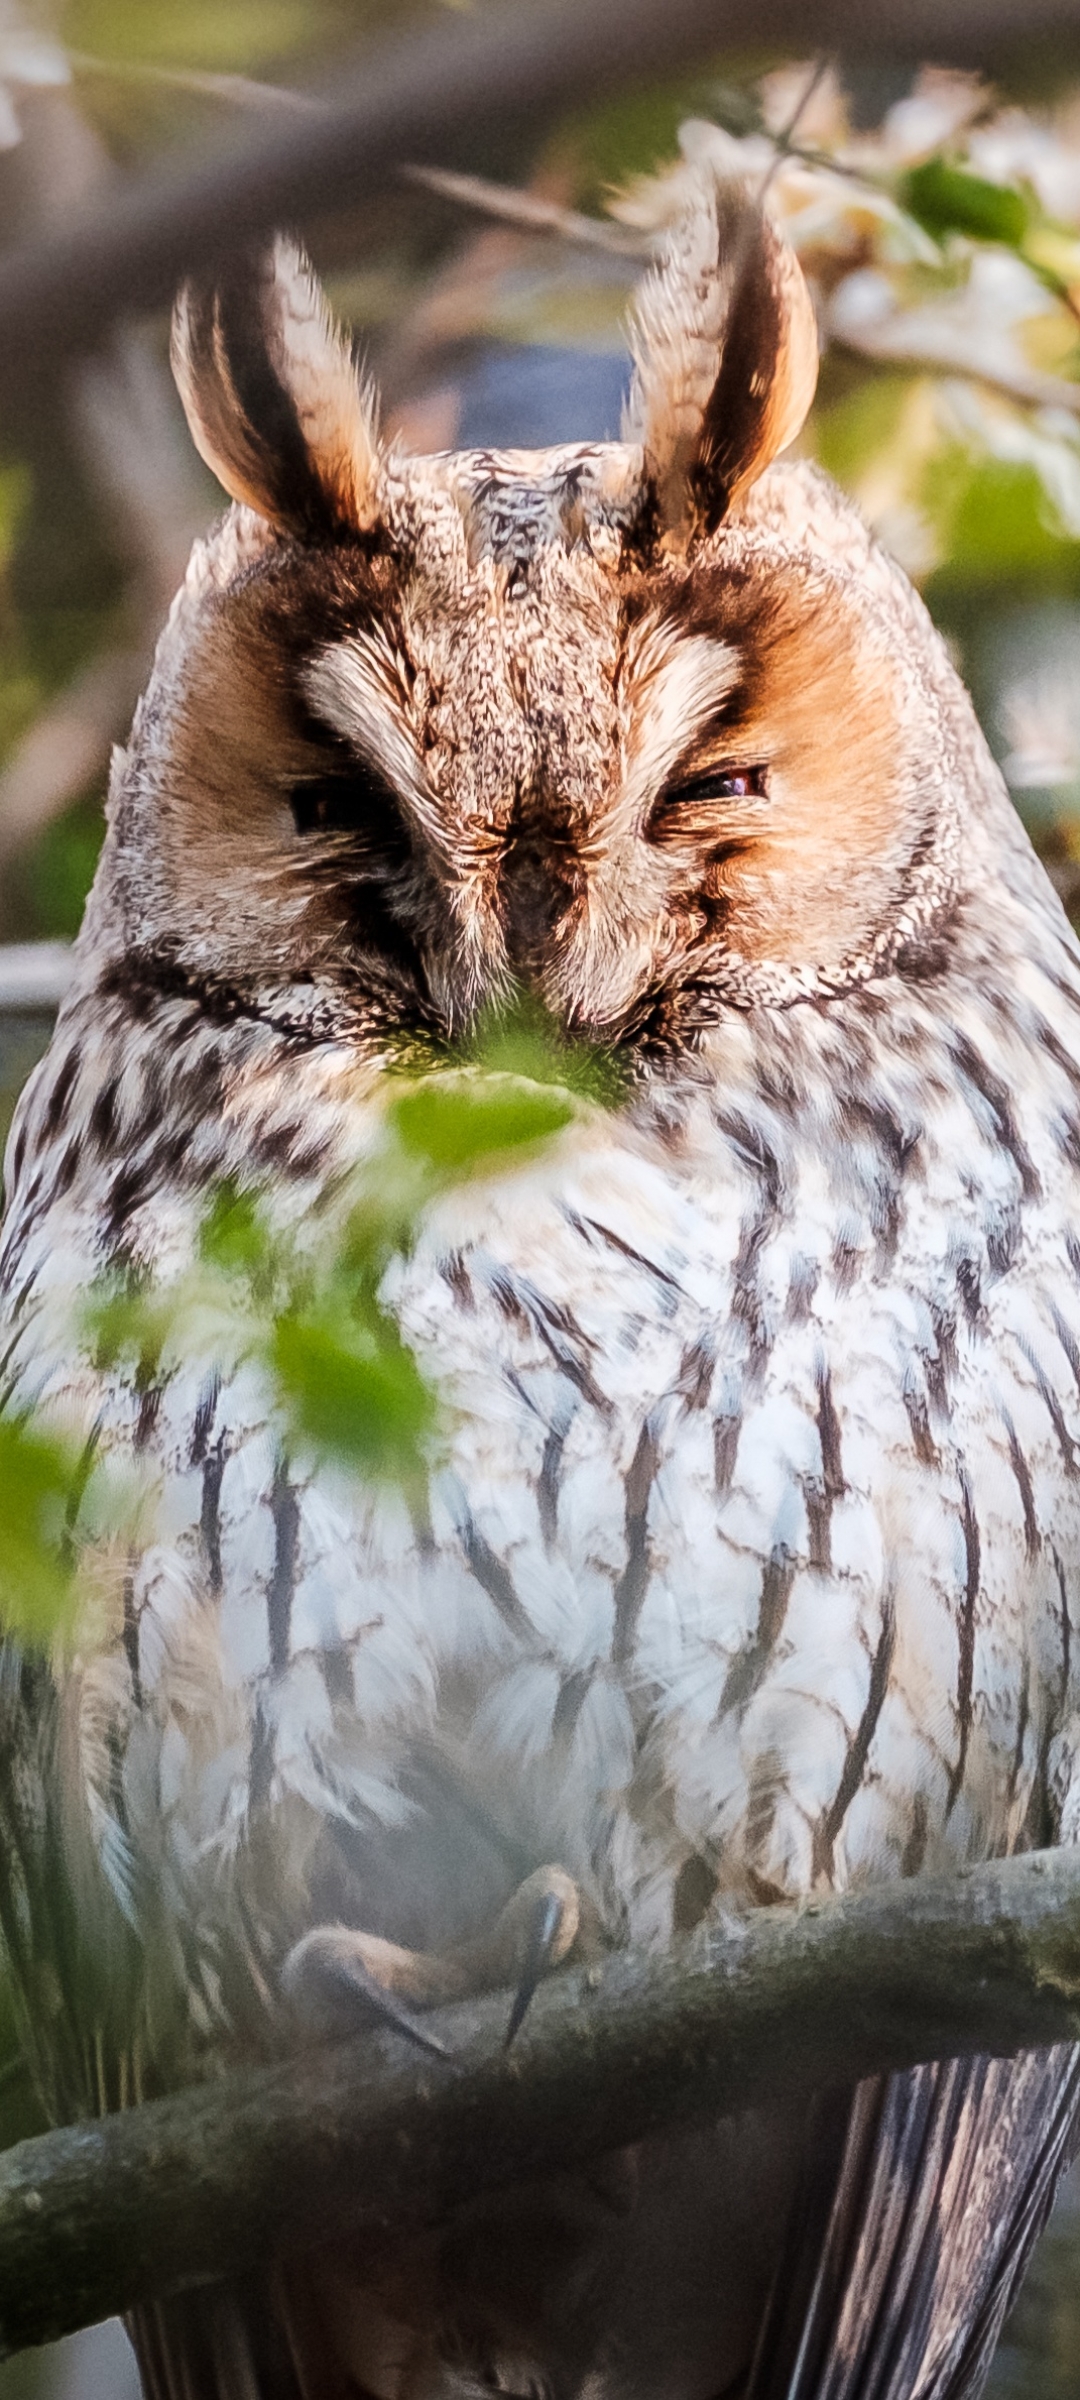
xmin=0 ymin=0 xmax=1077 ymax=408
xmin=4 ymin=1847 xmax=1080 ymax=2356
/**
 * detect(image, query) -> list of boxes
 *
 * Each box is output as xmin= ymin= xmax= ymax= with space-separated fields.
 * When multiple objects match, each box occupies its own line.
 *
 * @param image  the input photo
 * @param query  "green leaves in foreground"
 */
xmin=391 ymin=1074 xmax=574 ymax=1175
xmin=78 ymin=999 xmax=624 ymax=1511
xmin=0 ymin=1420 xmax=89 ymax=1642
xmin=3 ymin=1001 xmax=623 ymax=1636
xmin=269 ymin=1313 xmax=436 ymax=1483
xmin=902 ymin=159 xmax=1031 ymax=251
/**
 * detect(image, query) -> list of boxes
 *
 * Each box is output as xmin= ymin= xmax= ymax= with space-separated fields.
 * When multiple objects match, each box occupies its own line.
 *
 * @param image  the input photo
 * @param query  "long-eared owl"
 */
xmin=3 ymin=171 xmax=1080 ymax=2400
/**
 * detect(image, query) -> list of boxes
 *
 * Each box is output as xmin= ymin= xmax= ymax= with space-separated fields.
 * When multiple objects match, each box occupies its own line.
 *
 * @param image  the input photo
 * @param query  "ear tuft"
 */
xmin=171 ymin=237 xmax=381 ymax=538
xmin=624 ymin=176 xmax=818 ymax=549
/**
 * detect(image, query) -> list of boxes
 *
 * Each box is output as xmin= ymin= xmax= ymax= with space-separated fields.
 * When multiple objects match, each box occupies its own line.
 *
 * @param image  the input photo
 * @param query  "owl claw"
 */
xmin=282 ymin=1866 xmax=581 ymax=2053
xmin=281 ymin=1927 xmax=451 ymax=2057
xmin=504 ymin=1886 xmax=566 ymax=2048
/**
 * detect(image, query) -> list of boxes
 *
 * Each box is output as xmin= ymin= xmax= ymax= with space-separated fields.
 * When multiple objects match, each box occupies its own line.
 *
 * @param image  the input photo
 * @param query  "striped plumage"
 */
xmin=3 ymin=179 xmax=1080 ymax=2398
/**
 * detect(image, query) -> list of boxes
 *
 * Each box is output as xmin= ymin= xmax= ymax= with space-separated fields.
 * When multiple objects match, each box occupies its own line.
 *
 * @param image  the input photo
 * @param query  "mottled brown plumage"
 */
xmin=3 ymin=175 xmax=1080 ymax=2399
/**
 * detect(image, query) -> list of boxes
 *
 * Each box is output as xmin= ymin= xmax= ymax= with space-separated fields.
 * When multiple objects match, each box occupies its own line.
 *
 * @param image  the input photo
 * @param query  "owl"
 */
xmin=3 ymin=169 xmax=1080 ymax=2400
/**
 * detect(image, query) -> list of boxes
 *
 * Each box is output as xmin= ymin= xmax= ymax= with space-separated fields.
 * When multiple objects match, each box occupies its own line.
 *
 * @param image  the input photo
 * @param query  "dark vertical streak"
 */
xmin=552 ymin=1666 xmax=595 ymax=1750
xmin=1051 ymin=1303 xmax=1080 ymax=1405
xmin=1029 ymin=1351 xmax=1080 ymax=1478
xmin=813 ymin=1598 xmax=896 ymax=1881
xmin=190 ymin=1373 xmax=221 ymax=1468
xmin=903 ymin=1380 xmax=938 ymax=1469
xmin=816 ymin=1368 xmax=845 ymax=1500
xmin=808 ymin=1366 xmax=845 ymax=1572
xmin=134 ymin=1369 xmax=163 ymax=1452
xmin=200 ymin=1437 xmax=226 ymax=1599
xmin=1038 ymin=1549 xmax=1075 ymax=1846
xmin=714 ymin=1412 xmax=740 ymax=1499
xmin=924 ymin=1305 xmax=957 ymax=1422
xmin=786 ymin=1254 xmax=819 ymax=1325
xmin=612 ymin=1420 xmax=659 ymax=1670
xmin=950 ymin=1031 xmax=1040 ymax=1200
xmin=946 ymin=1473 xmax=979 ymax=1815
xmin=42 ymin=1047 xmax=78 ymax=1140
xmin=676 ymin=1336 xmax=715 ymax=1411
xmin=901 ymin=1791 xmax=929 ymax=1879
xmin=1002 ymin=1411 xmax=1039 ymax=1560
xmin=720 ymin=1548 xmax=796 ymax=1717
xmin=1058 ymin=1549 xmax=1072 ymax=1712
xmin=462 ymin=1518 xmax=536 ymax=1646
xmin=122 ymin=1565 xmax=141 ymax=1708
xmin=672 ymin=1852 xmax=719 ymax=1935
xmin=1006 ymin=1659 xmax=1030 ymax=1815
xmin=320 ymin=1644 xmax=354 ymax=1709
xmin=538 ymin=1421 xmax=567 ymax=1552
xmin=267 ymin=1460 xmax=299 ymax=1677
xmin=248 ymin=1708 xmax=274 ymax=1818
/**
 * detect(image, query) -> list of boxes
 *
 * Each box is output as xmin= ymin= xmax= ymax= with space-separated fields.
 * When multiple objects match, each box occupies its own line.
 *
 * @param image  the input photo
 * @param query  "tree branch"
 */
xmin=0 ymin=0 xmax=1077 ymax=412
xmin=3 ymin=1847 xmax=1080 ymax=2357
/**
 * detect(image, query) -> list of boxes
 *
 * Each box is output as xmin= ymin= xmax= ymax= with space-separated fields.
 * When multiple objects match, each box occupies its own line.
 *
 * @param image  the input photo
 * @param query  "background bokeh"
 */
xmin=4 ymin=1 xmax=1080 ymax=2390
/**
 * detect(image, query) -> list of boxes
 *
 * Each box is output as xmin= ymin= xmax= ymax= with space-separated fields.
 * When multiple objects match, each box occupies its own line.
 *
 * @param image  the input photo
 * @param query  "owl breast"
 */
xmin=5 ymin=905 xmax=1079 ymax=1998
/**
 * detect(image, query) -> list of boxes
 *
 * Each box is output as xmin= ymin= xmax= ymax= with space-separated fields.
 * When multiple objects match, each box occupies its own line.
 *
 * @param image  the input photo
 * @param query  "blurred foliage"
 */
xmin=4 ymin=995 xmax=613 ymax=1640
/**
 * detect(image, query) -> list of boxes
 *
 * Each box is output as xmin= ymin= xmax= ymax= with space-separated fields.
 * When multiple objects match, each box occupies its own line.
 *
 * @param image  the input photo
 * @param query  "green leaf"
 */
xmin=198 ymin=1182 xmax=273 ymax=1282
xmin=84 ymin=1272 xmax=170 ymax=1377
xmin=0 ymin=1420 xmax=81 ymax=1643
xmin=391 ymin=1074 xmax=574 ymax=1173
xmin=269 ymin=1312 xmax=435 ymax=1478
xmin=901 ymin=160 xmax=1030 ymax=249
xmin=923 ymin=450 xmax=1080 ymax=589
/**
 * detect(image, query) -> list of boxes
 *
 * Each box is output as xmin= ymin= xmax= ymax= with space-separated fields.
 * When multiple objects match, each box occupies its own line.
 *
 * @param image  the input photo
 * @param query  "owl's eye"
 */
xmin=663 ymin=763 xmax=769 ymax=807
xmin=648 ymin=761 xmax=769 ymax=842
xmin=289 ymin=756 xmax=406 ymax=844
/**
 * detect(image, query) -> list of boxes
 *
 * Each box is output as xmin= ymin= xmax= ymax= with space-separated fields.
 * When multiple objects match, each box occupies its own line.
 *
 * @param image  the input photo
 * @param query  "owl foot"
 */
xmin=282 ymin=1865 xmax=580 ymax=2053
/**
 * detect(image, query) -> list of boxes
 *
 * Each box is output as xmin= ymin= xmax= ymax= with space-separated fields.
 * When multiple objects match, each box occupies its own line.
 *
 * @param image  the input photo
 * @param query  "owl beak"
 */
xmin=500 ymin=820 xmax=581 ymax=993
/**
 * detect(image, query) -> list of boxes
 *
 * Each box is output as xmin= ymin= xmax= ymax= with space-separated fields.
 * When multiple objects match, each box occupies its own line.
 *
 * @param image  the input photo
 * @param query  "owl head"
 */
xmin=98 ymin=175 xmax=977 ymax=1051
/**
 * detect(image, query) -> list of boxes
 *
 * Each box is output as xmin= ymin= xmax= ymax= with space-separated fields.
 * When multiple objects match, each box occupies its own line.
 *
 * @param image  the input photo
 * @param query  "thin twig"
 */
xmin=402 ymin=165 xmax=651 ymax=258
xmin=68 ymin=52 xmax=320 ymax=117
xmin=4 ymin=1846 xmax=1080 ymax=2355
xmin=833 ymin=325 xmax=1080 ymax=417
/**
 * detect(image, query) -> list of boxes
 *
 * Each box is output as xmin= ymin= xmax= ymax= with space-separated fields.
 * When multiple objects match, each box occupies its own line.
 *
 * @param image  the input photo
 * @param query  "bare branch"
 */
xmin=3 ymin=1846 xmax=1080 ymax=2358
xmin=832 ymin=328 xmax=1080 ymax=418
xmin=68 ymin=53 xmax=320 ymax=117
xmin=0 ymin=0 xmax=1077 ymax=411
xmin=401 ymin=165 xmax=652 ymax=258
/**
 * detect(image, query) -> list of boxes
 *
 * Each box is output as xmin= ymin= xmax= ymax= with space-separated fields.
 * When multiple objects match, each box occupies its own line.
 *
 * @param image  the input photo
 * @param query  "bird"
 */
xmin=3 ymin=165 xmax=1080 ymax=2400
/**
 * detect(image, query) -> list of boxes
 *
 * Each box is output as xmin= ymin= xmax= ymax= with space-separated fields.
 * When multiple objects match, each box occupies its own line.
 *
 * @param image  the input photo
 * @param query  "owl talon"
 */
xmin=504 ymin=1886 xmax=567 ymax=2048
xmin=282 ymin=1866 xmax=581 ymax=2053
xmin=281 ymin=1927 xmax=450 ymax=2057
